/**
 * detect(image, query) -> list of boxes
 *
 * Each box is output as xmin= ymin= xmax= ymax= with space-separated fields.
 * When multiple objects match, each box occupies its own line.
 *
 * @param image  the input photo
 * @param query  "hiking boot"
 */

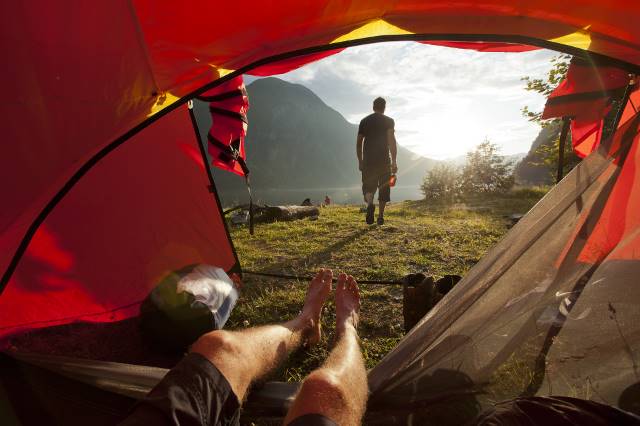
xmin=366 ymin=204 xmax=375 ymax=224
xmin=377 ymin=216 xmax=384 ymax=225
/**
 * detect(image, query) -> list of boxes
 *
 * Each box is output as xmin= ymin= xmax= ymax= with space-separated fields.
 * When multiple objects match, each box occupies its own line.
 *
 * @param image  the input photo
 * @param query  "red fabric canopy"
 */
xmin=0 ymin=107 xmax=236 ymax=339
xmin=554 ymin=85 xmax=639 ymax=269
xmin=542 ymin=59 xmax=630 ymax=157
xmin=201 ymin=76 xmax=250 ymax=177
xmin=422 ymin=41 xmax=538 ymax=52
xmin=249 ymin=49 xmax=346 ymax=76
xmin=542 ymin=60 xmax=629 ymax=120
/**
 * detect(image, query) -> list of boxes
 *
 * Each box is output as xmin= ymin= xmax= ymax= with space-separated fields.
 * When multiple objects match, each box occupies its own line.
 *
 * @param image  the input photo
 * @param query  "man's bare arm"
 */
xmin=356 ymin=134 xmax=364 ymax=171
xmin=387 ymin=129 xmax=397 ymax=173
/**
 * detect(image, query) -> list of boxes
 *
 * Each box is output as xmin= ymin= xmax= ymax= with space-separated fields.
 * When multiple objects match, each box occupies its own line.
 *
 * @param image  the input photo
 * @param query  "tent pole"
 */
xmin=611 ymin=76 xmax=636 ymax=130
xmin=187 ymin=100 xmax=242 ymax=274
xmin=556 ymin=117 xmax=571 ymax=183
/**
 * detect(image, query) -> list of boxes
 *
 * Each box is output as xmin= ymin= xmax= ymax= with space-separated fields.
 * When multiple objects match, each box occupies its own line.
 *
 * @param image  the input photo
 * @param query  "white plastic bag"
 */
xmin=176 ymin=264 xmax=239 ymax=329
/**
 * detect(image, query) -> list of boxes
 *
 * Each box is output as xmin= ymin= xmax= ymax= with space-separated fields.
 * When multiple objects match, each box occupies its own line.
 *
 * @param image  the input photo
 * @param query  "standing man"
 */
xmin=357 ymin=97 xmax=398 ymax=225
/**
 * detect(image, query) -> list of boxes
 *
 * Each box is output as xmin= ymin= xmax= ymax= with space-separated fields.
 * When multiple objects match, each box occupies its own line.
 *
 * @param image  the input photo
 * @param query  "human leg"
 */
xmin=365 ymin=194 xmax=375 ymax=225
xmin=284 ymin=274 xmax=368 ymax=426
xmin=190 ymin=269 xmax=333 ymax=401
xmin=377 ymin=171 xmax=391 ymax=225
xmin=378 ymin=200 xmax=387 ymax=224
xmin=362 ymin=169 xmax=377 ymax=224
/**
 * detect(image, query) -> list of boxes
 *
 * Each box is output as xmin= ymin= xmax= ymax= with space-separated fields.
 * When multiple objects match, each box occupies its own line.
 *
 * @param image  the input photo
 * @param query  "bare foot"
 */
xmin=301 ymin=269 xmax=332 ymax=346
xmin=335 ymin=273 xmax=360 ymax=336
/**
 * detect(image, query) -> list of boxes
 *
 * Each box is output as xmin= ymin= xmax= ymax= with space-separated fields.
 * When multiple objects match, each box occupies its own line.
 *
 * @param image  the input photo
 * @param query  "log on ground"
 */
xmin=255 ymin=205 xmax=320 ymax=224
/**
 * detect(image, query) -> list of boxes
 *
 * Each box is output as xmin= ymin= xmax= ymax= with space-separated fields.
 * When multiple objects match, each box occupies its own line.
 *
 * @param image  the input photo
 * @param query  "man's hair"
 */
xmin=373 ymin=97 xmax=386 ymax=111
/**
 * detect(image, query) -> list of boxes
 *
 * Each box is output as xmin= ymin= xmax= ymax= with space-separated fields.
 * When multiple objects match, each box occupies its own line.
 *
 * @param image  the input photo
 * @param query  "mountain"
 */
xmin=514 ymin=122 xmax=562 ymax=185
xmin=194 ymin=77 xmax=437 ymax=205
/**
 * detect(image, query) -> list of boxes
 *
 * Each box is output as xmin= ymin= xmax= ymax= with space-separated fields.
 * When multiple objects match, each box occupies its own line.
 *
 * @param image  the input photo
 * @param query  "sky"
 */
xmin=246 ymin=42 xmax=557 ymax=160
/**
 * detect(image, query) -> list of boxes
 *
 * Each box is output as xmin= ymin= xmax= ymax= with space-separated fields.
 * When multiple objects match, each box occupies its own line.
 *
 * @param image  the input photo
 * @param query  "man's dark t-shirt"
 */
xmin=358 ymin=112 xmax=394 ymax=169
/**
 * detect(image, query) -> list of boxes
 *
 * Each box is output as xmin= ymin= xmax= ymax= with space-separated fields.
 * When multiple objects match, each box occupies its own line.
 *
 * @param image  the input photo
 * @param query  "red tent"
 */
xmin=2 ymin=1 xmax=640 ymax=422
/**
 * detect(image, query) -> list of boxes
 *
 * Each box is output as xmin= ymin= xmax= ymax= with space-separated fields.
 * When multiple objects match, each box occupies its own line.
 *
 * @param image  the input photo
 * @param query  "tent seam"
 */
xmin=126 ymin=0 xmax=161 ymax=96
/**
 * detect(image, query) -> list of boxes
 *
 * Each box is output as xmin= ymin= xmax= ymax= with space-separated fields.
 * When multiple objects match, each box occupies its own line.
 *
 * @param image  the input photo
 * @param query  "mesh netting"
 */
xmin=369 ymin=111 xmax=640 ymax=422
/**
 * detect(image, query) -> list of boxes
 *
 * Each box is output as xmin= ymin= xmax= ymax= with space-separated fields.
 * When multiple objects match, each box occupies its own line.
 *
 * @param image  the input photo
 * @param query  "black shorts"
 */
xmin=120 ymin=353 xmax=337 ymax=426
xmin=119 ymin=353 xmax=240 ymax=425
xmin=362 ymin=165 xmax=391 ymax=202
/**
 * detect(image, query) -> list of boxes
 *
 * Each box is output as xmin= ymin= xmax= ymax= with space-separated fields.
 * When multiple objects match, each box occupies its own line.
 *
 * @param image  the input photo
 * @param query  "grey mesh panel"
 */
xmin=369 ymin=112 xmax=640 ymax=415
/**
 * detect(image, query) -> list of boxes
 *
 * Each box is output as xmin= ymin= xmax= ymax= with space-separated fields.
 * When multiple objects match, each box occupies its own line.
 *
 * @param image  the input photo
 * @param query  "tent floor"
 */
xmin=8 ymin=317 xmax=182 ymax=369
xmin=0 ymin=352 xmax=302 ymax=425
xmin=0 ymin=353 xmax=135 ymax=425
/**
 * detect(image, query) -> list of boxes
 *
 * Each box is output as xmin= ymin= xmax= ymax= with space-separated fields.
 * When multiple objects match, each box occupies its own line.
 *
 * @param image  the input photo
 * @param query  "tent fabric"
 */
xmin=368 ymin=109 xmax=640 ymax=416
xmin=200 ymin=76 xmax=250 ymax=177
xmin=2 ymin=0 xmax=640 ymax=419
xmin=541 ymin=59 xmax=630 ymax=157
xmin=0 ymin=1 xmax=158 ymax=282
xmin=570 ymin=117 xmax=606 ymax=158
xmin=0 ymin=107 xmax=236 ymax=339
xmin=7 ymin=351 xmax=301 ymax=419
xmin=542 ymin=60 xmax=630 ymax=119
xmin=248 ymin=49 xmax=345 ymax=76
xmin=421 ymin=41 xmax=539 ymax=52
xmin=617 ymin=83 xmax=640 ymax=128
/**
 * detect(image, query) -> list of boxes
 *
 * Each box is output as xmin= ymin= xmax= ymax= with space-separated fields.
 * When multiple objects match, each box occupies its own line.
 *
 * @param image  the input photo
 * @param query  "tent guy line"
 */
xmin=242 ymin=270 xmax=404 ymax=286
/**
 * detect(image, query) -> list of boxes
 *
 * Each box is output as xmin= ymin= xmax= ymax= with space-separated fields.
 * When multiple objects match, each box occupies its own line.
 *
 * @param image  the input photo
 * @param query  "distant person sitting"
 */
xmin=356 ymin=97 xmax=397 ymax=225
xmin=120 ymin=270 xmax=367 ymax=426
xmin=324 ymin=195 xmax=331 ymax=206
xmin=301 ymin=198 xmax=312 ymax=206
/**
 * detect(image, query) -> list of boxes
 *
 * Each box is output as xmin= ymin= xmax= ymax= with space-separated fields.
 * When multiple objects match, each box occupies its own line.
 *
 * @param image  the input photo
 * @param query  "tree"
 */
xmin=421 ymin=164 xmax=460 ymax=202
xmin=518 ymin=54 xmax=581 ymax=182
xmin=521 ymin=54 xmax=570 ymax=126
xmin=460 ymin=140 xmax=514 ymax=195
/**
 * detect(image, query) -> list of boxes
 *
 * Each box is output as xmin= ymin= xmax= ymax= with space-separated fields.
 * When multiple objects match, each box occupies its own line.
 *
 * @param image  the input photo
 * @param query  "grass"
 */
xmin=224 ymin=190 xmax=547 ymax=382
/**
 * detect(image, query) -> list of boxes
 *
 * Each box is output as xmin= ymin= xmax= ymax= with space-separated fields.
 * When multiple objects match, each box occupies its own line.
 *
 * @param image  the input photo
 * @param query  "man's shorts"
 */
xmin=362 ymin=164 xmax=391 ymax=203
xmin=120 ymin=353 xmax=337 ymax=426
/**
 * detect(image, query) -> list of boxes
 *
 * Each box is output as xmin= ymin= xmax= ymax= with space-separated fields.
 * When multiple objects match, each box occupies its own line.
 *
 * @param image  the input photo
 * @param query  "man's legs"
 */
xmin=284 ymin=274 xmax=368 ymax=426
xmin=190 ymin=269 xmax=333 ymax=401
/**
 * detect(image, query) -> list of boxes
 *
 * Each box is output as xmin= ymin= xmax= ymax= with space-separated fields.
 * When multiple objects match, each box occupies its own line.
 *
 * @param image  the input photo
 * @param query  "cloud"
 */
xmin=256 ymin=42 xmax=557 ymax=159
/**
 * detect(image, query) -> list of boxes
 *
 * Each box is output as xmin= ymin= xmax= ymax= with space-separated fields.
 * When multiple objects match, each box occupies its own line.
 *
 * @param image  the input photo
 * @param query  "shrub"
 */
xmin=421 ymin=164 xmax=460 ymax=202
xmin=460 ymin=140 xmax=514 ymax=196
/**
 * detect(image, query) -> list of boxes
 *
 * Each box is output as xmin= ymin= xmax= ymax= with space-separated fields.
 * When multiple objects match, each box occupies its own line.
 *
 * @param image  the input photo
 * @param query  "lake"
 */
xmin=216 ymin=185 xmax=424 ymax=207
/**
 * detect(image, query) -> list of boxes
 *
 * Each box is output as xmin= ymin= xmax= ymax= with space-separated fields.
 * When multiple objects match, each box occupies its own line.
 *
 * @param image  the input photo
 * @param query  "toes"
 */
xmin=322 ymin=269 xmax=333 ymax=290
xmin=347 ymin=275 xmax=356 ymax=291
xmin=337 ymin=273 xmax=347 ymax=291
xmin=347 ymin=276 xmax=361 ymax=306
xmin=348 ymin=276 xmax=359 ymax=292
xmin=312 ymin=269 xmax=324 ymax=283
